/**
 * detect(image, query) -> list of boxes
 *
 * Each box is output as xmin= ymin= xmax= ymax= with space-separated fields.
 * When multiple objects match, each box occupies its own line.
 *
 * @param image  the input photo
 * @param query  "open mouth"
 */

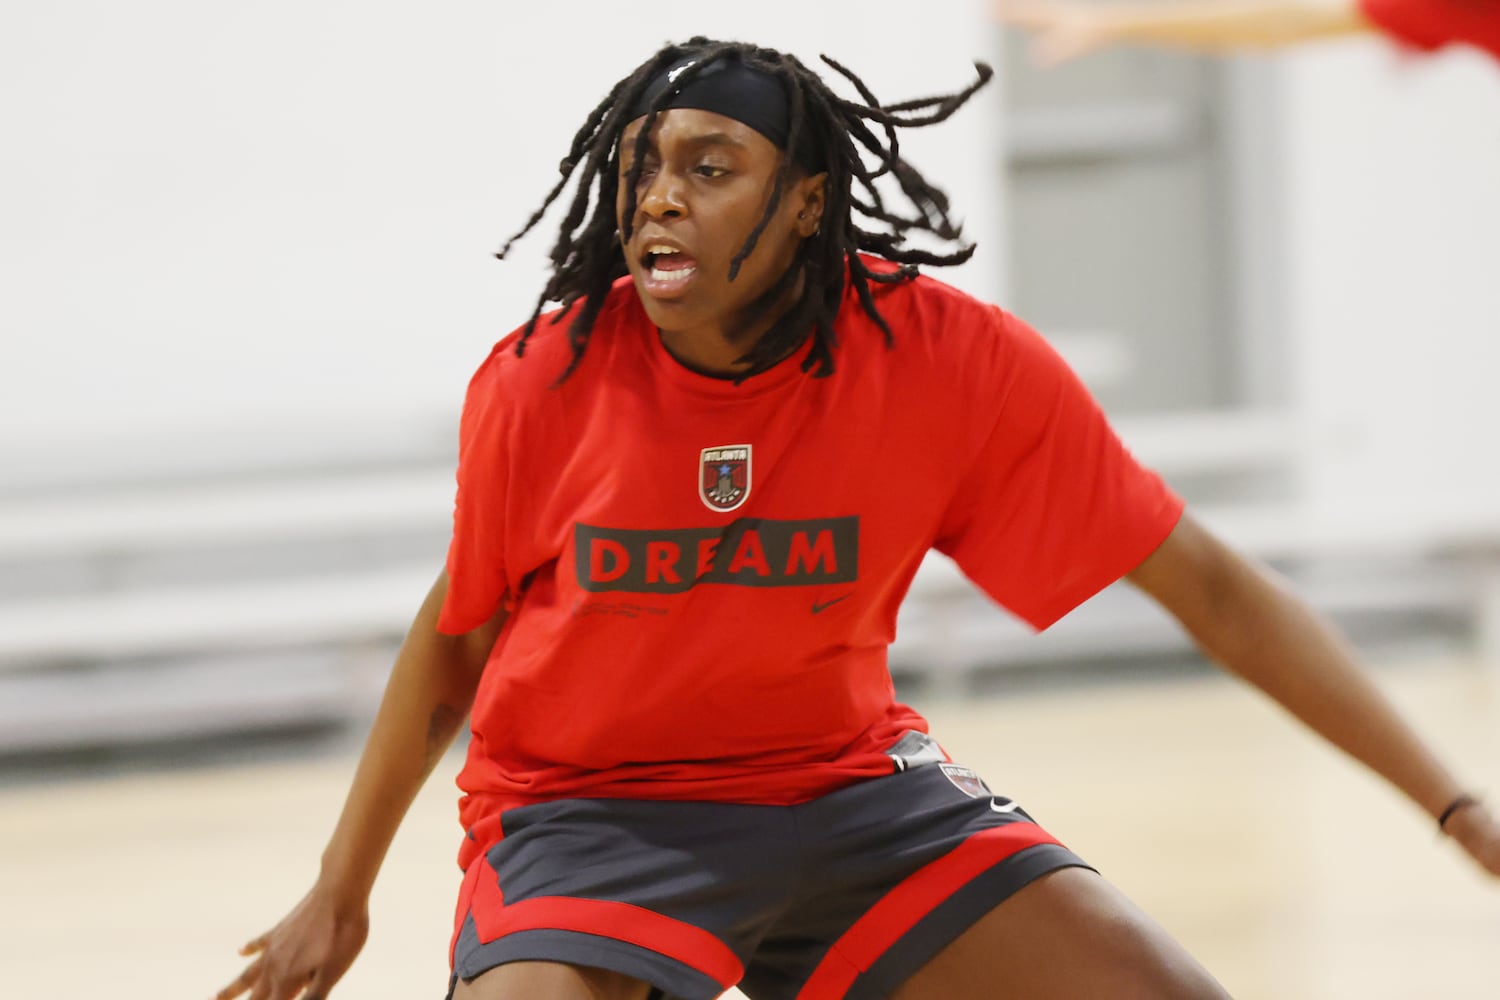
xmin=642 ymin=244 xmax=699 ymax=285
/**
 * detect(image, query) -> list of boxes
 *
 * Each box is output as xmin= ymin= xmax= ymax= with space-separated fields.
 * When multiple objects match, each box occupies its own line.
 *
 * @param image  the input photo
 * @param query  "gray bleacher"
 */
xmin=0 ymin=421 xmax=454 ymax=753
xmin=2 ymin=408 xmax=1496 ymax=754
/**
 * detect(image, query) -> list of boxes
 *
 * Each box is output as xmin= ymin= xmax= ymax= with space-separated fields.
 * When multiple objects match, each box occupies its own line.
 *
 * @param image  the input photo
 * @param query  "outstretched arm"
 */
xmin=217 ymin=571 xmax=508 ymax=1000
xmin=1128 ymin=512 xmax=1500 ymax=873
xmin=997 ymin=0 xmax=1373 ymax=65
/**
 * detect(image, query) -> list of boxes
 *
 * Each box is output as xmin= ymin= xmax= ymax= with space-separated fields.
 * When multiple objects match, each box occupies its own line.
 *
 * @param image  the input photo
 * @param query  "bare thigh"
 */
xmin=891 ymin=867 xmax=1232 ymax=1000
xmin=452 ymin=960 xmax=655 ymax=1000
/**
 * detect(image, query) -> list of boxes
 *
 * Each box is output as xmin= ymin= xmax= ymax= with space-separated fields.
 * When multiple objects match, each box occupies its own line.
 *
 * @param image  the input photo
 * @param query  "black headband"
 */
xmin=627 ymin=56 xmax=823 ymax=173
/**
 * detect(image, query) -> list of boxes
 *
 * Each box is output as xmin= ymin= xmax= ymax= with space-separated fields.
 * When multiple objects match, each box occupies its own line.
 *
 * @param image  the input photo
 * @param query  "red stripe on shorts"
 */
xmin=465 ymin=855 xmax=745 ymax=989
xmin=795 ymin=822 xmax=1060 ymax=1000
xmin=450 ymin=851 xmax=487 ymax=967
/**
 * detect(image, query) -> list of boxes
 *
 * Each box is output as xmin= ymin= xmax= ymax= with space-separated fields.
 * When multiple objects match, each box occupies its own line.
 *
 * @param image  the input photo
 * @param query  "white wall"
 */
xmin=1263 ymin=41 xmax=1500 ymax=512
xmin=0 ymin=2 xmax=1003 ymax=472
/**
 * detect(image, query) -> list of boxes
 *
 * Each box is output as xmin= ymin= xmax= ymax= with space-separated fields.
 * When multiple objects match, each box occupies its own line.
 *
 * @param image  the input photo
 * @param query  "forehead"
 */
xmin=620 ymin=108 xmax=781 ymax=157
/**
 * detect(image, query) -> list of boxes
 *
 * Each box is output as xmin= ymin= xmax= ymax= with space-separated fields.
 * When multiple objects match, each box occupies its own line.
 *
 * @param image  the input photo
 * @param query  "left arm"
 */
xmin=1128 ymin=512 xmax=1500 ymax=874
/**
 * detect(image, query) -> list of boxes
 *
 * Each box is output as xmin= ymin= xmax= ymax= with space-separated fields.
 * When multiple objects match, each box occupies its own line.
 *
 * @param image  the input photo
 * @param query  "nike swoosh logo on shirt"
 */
xmin=811 ymin=594 xmax=852 ymax=614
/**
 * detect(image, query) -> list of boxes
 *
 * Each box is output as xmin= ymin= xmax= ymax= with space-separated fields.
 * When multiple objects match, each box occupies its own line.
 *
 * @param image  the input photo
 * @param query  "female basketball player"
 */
xmin=218 ymin=37 xmax=1500 ymax=1000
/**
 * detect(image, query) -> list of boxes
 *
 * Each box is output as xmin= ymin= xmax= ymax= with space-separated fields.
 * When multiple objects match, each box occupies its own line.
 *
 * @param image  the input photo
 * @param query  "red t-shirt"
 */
xmin=1360 ymin=0 xmax=1500 ymax=60
xmin=441 ymin=264 xmax=1183 ymax=863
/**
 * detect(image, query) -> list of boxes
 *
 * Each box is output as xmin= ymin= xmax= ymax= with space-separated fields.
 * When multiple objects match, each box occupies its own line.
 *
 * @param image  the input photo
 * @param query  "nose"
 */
xmin=638 ymin=167 xmax=687 ymax=220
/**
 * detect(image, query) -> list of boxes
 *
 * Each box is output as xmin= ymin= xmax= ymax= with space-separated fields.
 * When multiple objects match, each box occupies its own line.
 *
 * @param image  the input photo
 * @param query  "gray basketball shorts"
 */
xmin=446 ymin=738 xmax=1089 ymax=1000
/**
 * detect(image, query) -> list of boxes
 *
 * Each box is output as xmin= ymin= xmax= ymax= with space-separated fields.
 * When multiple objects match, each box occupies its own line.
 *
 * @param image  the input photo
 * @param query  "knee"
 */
xmin=890 ymin=868 xmax=1233 ymax=1000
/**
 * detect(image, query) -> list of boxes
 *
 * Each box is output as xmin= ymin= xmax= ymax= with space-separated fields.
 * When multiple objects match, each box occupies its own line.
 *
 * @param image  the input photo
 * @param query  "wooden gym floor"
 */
xmin=2 ymin=653 xmax=1496 ymax=998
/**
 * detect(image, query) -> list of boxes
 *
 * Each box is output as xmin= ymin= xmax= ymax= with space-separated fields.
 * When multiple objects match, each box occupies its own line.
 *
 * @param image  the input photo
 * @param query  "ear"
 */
xmin=793 ymin=172 xmax=828 ymax=238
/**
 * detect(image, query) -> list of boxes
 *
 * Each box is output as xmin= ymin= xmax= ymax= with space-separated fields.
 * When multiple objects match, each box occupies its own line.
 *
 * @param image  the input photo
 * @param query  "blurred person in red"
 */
xmin=997 ymin=0 xmax=1500 ymax=65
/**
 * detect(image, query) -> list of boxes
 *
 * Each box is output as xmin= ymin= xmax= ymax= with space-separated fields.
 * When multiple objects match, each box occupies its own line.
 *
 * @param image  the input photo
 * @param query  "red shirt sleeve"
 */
xmin=1358 ymin=0 xmax=1500 ymax=60
xmin=934 ymin=310 xmax=1184 ymax=631
xmin=437 ymin=344 xmax=515 ymax=635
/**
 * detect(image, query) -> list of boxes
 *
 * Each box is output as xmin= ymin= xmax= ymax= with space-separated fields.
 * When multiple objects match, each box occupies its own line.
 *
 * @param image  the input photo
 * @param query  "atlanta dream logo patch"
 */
xmin=940 ymin=763 xmax=1023 ymax=815
xmin=939 ymin=763 xmax=992 ymax=799
xmin=700 ymin=445 xmax=751 ymax=512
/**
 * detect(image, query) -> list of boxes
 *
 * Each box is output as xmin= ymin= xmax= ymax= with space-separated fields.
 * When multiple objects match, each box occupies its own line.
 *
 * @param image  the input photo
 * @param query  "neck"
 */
xmin=658 ymin=266 xmax=808 ymax=377
xmin=656 ymin=329 xmax=760 ymax=378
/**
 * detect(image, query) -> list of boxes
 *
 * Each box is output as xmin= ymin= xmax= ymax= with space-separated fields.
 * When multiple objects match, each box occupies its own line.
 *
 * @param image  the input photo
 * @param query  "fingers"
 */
xmin=303 ymin=966 xmax=333 ymax=1000
xmin=247 ymin=972 xmax=274 ymax=1000
xmin=222 ymin=948 xmax=321 ymax=1000
xmin=222 ymin=894 xmax=364 ymax=1000
xmin=239 ymin=933 xmax=269 ymax=957
xmin=216 ymin=956 xmax=262 ymax=1000
xmin=244 ymin=961 xmax=326 ymax=1000
xmin=246 ymin=965 xmax=283 ymax=1000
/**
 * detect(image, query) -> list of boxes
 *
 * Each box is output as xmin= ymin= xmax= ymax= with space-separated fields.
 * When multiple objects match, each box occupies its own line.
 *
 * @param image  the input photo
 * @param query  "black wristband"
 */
xmin=1438 ymin=793 xmax=1479 ymax=832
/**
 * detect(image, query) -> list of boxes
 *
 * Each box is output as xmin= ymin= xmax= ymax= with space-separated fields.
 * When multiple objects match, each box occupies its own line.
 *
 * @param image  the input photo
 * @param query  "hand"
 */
xmin=995 ymin=0 xmax=1120 ymax=66
xmin=216 ymin=886 xmax=369 ymax=1000
xmin=1446 ymin=799 xmax=1500 ymax=877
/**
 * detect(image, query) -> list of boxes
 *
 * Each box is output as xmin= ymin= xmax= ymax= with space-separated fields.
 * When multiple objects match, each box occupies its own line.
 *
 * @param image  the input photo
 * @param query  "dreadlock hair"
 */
xmin=495 ymin=37 xmax=993 ymax=382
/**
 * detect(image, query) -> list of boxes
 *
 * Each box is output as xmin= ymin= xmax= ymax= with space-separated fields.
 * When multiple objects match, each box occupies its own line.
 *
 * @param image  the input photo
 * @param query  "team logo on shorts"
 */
xmin=700 ymin=445 xmax=751 ymax=512
xmin=939 ymin=763 xmax=993 ymax=799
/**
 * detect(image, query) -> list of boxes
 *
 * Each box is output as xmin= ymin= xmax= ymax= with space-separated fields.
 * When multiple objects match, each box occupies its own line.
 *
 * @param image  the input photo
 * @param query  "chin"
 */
xmin=633 ymin=297 xmax=694 ymax=338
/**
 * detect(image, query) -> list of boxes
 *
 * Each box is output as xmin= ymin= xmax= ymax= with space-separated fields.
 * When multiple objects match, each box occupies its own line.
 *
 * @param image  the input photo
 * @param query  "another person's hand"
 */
xmin=998 ymin=0 xmax=1378 ymax=63
xmin=1447 ymin=799 xmax=1500 ymax=877
xmin=217 ymin=885 xmax=369 ymax=1000
xmin=997 ymin=0 xmax=1124 ymax=65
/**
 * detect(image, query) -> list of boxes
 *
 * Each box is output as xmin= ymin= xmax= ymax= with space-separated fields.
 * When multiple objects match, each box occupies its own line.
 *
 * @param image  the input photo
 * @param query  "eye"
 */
xmin=695 ymin=164 xmax=730 ymax=179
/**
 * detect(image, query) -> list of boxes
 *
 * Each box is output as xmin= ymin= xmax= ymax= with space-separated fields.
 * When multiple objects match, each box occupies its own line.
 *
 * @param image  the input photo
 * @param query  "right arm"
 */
xmin=997 ymin=0 xmax=1373 ymax=65
xmin=218 ymin=570 xmax=508 ymax=1000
